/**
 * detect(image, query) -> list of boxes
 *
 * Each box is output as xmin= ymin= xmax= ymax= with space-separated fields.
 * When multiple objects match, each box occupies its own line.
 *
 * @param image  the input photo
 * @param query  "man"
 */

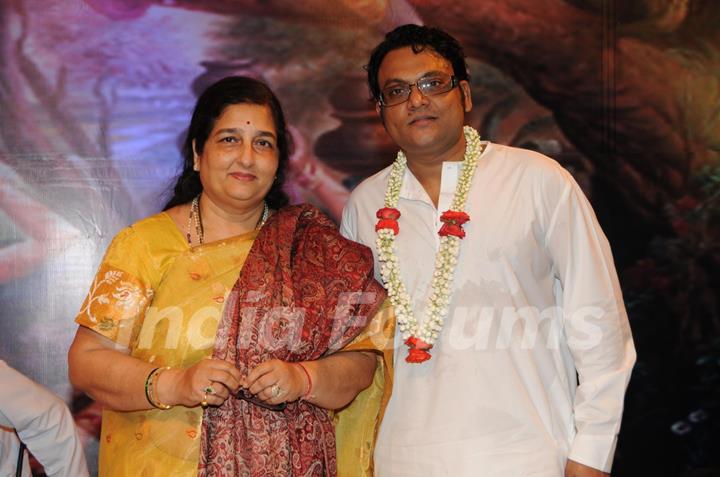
xmin=0 ymin=360 xmax=90 ymax=476
xmin=340 ymin=24 xmax=635 ymax=476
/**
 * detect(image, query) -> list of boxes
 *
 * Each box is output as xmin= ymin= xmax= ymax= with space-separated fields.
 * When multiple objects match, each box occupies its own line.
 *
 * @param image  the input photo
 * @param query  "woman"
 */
xmin=68 ymin=76 xmax=390 ymax=476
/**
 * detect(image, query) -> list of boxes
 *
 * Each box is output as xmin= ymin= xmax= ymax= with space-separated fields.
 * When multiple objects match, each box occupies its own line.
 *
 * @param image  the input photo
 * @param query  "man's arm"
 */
xmin=544 ymin=170 xmax=636 ymax=474
xmin=0 ymin=361 xmax=90 ymax=477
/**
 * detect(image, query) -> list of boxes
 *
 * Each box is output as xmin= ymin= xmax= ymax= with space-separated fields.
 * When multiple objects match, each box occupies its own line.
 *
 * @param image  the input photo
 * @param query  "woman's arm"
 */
xmin=68 ymin=326 xmax=243 ymax=411
xmin=244 ymin=351 xmax=377 ymax=410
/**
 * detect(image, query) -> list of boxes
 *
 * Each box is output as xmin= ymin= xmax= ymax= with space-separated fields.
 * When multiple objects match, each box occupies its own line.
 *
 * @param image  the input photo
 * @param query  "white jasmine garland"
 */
xmin=376 ymin=126 xmax=484 ymax=357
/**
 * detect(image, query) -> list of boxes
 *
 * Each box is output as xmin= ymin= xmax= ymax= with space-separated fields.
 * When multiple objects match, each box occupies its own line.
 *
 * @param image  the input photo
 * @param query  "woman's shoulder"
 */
xmin=99 ymin=211 xmax=186 ymax=282
xmin=268 ymin=203 xmax=344 ymax=243
xmin=284 ymin=203 xmax=374 ymax=258
xmin=129 ymin=211 xmax=184 ymax=242
xmin=108 ymin=211 xmax=185 ymax=256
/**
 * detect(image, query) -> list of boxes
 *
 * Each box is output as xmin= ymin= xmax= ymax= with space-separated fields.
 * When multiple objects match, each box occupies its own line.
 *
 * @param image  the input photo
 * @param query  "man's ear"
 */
xmin=459 ymin=80 xmax=473 ymax=113
xmin=375 ymin=101 xmax=386 ymax=127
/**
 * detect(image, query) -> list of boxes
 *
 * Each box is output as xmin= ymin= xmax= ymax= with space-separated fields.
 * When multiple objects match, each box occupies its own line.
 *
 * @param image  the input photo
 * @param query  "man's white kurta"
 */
xmin=340 ymin=142 xmax=635 ymax=476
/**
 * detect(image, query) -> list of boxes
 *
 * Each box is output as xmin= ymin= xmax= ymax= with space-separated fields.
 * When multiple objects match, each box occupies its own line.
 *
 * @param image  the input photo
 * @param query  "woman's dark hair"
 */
xmin=164 ymin=76 xmax=292 ymax=210
xmin=366 ymin=24 xmax=469 ymax=102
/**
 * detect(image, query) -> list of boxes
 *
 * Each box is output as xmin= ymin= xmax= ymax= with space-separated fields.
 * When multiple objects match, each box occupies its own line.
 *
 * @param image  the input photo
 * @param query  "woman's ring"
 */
xmin=270 ymin=384 xmax=284 ymax=398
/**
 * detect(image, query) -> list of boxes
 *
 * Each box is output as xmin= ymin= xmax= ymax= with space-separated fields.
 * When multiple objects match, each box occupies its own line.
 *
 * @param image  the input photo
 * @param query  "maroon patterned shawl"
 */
xmin=198 ymin=204 xmax=386 ymax=477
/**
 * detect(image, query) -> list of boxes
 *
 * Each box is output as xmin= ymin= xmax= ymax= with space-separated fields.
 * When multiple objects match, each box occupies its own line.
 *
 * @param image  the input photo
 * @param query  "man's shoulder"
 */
xmin=353 ymin=164 xmax=392 ymax=193
xmin=490 ymin=143 xmax=564 ymax=171
xmin=346 ymin=164 xmax=393 ymax=207
xmin=341 ymin=165 xmax=392 ymax=240
xmin=488 ymin=143 xmax=573 ymax=186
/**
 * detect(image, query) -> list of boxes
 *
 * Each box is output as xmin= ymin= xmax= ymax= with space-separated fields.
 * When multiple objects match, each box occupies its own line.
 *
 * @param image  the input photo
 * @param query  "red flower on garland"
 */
xmin=438 ymin=210 xmax=470 ymax=239
xmin=404 ymin=336 xmax=433 ymax=363
xmin=375 ymin=207 xmax=401 ymax=235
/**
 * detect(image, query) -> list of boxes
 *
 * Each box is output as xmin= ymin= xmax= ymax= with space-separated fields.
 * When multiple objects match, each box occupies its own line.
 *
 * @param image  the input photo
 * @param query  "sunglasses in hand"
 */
xmin=235 ymin=388 xmax=287 ymax=412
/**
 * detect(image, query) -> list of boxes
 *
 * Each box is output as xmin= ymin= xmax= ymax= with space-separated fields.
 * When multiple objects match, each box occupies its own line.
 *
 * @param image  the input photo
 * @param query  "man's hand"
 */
xmin=565 ymin=459 xmax=609 ymax=477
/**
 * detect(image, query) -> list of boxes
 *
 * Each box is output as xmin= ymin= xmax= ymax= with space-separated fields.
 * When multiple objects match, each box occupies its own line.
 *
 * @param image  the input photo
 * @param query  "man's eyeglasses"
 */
xmin=379 ymin=73 xmax=458 ymax=107
xmin=236 ymin=388 xmax=287 ymax=412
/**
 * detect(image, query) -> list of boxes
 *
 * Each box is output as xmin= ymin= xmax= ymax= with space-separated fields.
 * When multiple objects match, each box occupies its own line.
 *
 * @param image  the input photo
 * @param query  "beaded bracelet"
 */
xmin=145 ymin=366 xmax=172 ymax=410
xmin=295 ymin=362 xmax=314 ymax=400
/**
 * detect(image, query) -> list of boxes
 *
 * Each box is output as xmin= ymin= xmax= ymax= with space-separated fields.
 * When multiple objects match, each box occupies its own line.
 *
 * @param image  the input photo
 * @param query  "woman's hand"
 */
xmin=243 ymin=359 xmax=308 ymax=405
xmin=157 ymin=358 xmax=242 ymax=408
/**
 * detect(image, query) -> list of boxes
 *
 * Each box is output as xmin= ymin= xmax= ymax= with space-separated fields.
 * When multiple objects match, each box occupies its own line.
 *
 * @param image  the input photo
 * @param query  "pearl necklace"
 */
xmin=187 ymin=195 xmax=270 ymax=246
xmin=375 ymin=126 xmax=483 ymax=363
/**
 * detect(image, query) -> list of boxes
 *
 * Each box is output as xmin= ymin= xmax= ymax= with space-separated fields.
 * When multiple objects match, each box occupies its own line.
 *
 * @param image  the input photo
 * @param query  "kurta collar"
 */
xmin=398 ymin=161 xmax=463 ymax=211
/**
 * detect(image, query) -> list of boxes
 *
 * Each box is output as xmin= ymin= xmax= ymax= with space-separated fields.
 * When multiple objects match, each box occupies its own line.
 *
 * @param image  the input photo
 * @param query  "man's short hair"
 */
xmin=366 ymin=24 xmax=470 ymax=103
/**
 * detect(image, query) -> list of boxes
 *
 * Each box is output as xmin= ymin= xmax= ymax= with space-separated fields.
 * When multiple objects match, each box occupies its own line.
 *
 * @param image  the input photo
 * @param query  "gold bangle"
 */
xmin=144 ymin=367 xmax=158 ymax=406
xmin=146 ymin=366 xmax=172 ymax=410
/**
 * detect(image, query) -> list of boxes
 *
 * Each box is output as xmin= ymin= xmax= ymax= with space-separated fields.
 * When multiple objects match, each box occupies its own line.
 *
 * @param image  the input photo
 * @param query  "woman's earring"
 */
xmin=193 ymin=162 xmax=200 ymax=172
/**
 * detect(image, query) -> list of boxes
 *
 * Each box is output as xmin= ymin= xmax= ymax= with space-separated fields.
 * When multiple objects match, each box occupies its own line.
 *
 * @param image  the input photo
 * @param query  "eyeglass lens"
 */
xmin=381 ymin=74 xmax=456 ymax=106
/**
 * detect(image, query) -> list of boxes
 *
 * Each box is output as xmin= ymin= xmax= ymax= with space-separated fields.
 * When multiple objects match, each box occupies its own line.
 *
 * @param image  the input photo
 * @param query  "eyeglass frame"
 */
xmin=378 ymin=73 xmax=459 ymax=107
xmin=236 ymin=387 xmax=287 ymax=412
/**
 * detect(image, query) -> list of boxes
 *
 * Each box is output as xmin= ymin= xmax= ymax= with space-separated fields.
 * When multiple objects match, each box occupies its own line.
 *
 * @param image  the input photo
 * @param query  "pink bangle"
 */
xmin=296 ymin=362 xmax=313 ymax=400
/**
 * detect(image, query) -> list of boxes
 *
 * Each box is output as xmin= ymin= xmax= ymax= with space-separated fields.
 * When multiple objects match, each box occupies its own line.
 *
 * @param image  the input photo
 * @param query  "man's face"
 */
xmin=376 ymin=46 xmax=472 ymax=159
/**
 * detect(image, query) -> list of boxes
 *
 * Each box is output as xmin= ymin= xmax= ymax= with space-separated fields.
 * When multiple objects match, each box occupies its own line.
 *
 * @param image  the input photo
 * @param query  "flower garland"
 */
xmin=375 ymin=126 xmax=483 ymax=363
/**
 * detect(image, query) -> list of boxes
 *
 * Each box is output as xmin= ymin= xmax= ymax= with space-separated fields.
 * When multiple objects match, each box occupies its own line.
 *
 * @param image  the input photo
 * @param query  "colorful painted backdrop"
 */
xmin=1 ymin=0 xmax=718 ymax=475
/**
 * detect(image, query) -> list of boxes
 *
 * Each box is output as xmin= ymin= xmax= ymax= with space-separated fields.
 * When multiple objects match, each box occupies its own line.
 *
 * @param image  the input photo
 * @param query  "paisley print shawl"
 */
xmin=198 ymin=204 xmax=386 ymax=477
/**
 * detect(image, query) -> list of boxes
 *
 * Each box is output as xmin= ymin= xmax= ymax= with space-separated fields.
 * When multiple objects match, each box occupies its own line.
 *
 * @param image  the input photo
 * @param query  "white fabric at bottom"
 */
xmin=0 ymin=361 xmax=89 ymax=477
xmin=0 ymin=427 xmax=31 ymax=477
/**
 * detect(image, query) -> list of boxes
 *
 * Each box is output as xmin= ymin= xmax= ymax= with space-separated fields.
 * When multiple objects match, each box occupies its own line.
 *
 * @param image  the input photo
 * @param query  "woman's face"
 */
xmin=195 ymin=103 xmax=279 ymax=211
